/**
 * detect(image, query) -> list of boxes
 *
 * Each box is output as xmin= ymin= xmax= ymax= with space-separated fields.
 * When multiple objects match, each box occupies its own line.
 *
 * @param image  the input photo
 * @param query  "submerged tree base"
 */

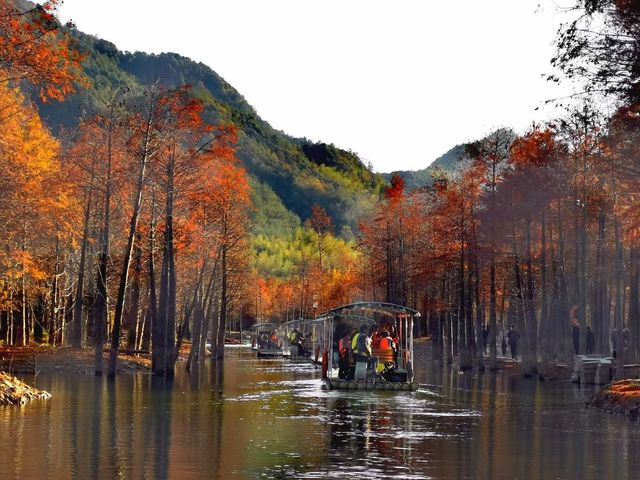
xmin=590 ymin=380 xmax=640 ymax=421
xmin=0 ymin=371 xmax=51 ymax=406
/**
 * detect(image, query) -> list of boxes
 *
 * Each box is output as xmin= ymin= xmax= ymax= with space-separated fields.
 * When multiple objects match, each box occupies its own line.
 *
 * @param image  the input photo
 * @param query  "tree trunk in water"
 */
xmin=579 ymin=195 xmax=588 ymax=358
xmin=147 ymin=190 xmax=158 ymax=354
xmin=474 ymin=254 xmax=484 ymax=372
xmin=489 ymin=256 xmax=498 ymax=370
xmin=614 ymin=219 xmax=625 ymax=379
xmin=124 ymin=241 xmax=142 ymax=350
xmin=513 ymin=251 xmax=527 ymax=363
xmin=522 ymin=218 xmax=538 ymax=376
xmin=107 ymin=158 xmax=148 ymax=378
xmin=215 ymin=244 xmax=228 ymax=360
xmin=95 ymin=104 xmax=116 ymax=376
xmin=107 ymin=101 xmax=155 ymax=378
xmin=627 ymin=247 xmax=640 ymax=362
xmin=49 ymin=238 xmax=59 ymax=346
xmin=445 ymin=310 xmax=453 ymax=365
xmin=187 ymin=297 xmax=203 ymax=372
xmin=459 ymin=202 xmax=472 ymax=370
xmin=72 ymin=191 xmax=93 ymax=349
xmin=186 ymin=259 xmax=217 ymax=370
xmin=432 ymin=278 xmax=446 ymax=365
xmin=94 ymin=248 xmax=108 ymax=376
xmin=540 ymin=212 xmax=550 ymax=363
xmin=154 ymin=170 xmax=176 ymax=377
xmin=175 ymin=266 xmax=207 ymax=363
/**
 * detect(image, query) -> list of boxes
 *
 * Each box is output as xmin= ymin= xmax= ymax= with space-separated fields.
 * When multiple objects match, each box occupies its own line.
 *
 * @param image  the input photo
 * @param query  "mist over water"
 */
xmin=1 ymin=345 xmax=638 ymax=479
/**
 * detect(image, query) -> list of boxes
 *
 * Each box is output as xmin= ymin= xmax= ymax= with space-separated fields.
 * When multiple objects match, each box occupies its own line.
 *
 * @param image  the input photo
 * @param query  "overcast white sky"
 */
xmin=58 ymin=0 xmax=573 ymax=173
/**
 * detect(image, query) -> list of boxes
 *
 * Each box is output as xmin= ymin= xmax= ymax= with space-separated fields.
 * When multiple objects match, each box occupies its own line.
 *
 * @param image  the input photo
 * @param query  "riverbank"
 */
xmin=0 ymin=346 xmax=150 ymax=375
xmin=0 ymin=371 xmax=51 ymax=405
xmin=589 ymin=379 xmax=640 ymax=421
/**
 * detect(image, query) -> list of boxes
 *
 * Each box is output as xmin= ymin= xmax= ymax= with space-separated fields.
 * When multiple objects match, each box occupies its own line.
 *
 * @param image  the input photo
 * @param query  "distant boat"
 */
xmin=250 ymin=322 xmax=283 ymax=357
xmin=279 ymin=318 xmax=325 ymax=364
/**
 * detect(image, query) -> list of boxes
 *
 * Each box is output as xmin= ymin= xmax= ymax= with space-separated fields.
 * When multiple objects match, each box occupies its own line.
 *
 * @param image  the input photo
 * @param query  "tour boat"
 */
xmin=251 ymin=322 xmax=283 ymax=357
xmin=307 ymin=318 xmax=327 ymax=365
xmin=280 ymin=318 xmax=327 ymax=364
xmin=317 ymin=302 xmax=420 ymax=391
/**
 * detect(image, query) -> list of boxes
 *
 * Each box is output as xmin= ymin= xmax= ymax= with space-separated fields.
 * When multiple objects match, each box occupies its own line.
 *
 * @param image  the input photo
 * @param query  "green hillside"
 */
xmin=36 ymin=31 xmax=385 ymax=236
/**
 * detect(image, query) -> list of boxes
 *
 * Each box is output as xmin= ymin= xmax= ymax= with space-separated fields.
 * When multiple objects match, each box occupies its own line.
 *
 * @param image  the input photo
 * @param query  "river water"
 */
xmin=1 ymin=344 xmax=639 ymax=479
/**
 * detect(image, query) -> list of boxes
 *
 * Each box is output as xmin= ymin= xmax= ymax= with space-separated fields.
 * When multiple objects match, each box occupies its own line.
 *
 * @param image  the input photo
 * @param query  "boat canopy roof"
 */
xmin=324 ymin=313 xmax=377 ymax=325
xmin=318 ymin=302 xmax=420 ymax=319
xmin=281 ymin=318 xmax=313 ymax=326
xmin=251 ymin=322 xmax=279 ymax=330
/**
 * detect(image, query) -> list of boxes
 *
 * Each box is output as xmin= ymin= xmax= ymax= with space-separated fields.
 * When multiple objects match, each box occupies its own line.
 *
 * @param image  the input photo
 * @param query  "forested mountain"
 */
xmin=381 ymin=144 xmax=467 ymax=190
xmin=36 ymin=31 xmax=385 ymax=236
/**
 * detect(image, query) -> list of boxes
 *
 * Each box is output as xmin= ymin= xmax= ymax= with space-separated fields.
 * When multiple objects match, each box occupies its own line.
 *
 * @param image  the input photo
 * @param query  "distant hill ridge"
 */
xmin=381 ymin=144 xmax=467 ymax=191
xmin=24 ymin=1 xmax=463 ymax=233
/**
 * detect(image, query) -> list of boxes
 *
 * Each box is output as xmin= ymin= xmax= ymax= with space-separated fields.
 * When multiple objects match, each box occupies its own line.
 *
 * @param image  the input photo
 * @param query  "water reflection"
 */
xmin=1 ymin=347 xmax=640 ymax=479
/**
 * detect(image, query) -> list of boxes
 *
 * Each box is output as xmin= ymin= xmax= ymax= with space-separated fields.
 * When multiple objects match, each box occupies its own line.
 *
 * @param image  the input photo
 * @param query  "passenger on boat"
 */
xmin=288 ymin=328 xmax=307 ymax=356
xmin=268 ymin=331 xmax=278 ymax=350
xmin=345 ymin=328 xmax=359 ymax=379
xmin=388 ymin=325 xmax=400 ymax=363
xmin=372 ymin=330 xmax=396 ymax=373
xmin=338 ymin=332 xmax=352 ymax=379
xmin=370 ymin=327 xmax=380 ymax=350
xmin=352 ymin=324 xmax=377 ymax=370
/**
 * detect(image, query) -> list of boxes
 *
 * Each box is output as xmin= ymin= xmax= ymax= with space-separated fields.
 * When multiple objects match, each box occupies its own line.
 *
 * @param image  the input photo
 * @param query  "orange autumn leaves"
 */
xmin=0 ymin=82 xmax=71 ymax=307
xmin=0 ymin=0 xmax=84 ymax=314
xmin=0 ymin=0 xmax=85 ymax=101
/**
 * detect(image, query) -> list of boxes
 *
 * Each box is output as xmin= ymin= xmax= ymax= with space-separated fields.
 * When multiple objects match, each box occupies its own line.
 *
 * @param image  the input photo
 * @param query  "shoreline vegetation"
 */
xmin=0 ymin=341 xmax=198 ymax=376
xmin=0 ymin=346 xmax=151 ymax=376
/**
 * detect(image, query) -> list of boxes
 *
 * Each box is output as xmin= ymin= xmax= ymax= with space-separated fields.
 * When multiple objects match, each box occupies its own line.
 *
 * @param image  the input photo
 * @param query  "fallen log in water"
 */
xmin=589 ymin=379 xmax=640 ymax=421
xmin=0 ymin=371 xmax=51 ymax=406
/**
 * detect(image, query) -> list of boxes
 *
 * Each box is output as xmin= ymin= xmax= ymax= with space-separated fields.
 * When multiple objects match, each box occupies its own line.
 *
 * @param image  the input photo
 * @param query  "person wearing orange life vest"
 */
xmin=372 ymin=330 xmax=396 ymax=373
xmin=268 ymin=330 xmax=278 ymax=350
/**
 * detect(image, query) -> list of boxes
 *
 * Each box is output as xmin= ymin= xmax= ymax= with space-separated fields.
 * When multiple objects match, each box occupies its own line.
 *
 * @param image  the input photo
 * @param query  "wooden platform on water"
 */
xmin=324 ymin=378 xmax=419 ymax=391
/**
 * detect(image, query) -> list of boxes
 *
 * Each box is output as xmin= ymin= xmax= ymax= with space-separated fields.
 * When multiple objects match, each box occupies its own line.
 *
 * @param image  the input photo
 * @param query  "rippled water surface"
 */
xmin=1 ymin=344 xmax=639 ymax=479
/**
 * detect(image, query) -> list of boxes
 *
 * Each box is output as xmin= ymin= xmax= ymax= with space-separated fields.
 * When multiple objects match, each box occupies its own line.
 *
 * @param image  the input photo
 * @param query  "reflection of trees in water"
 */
xmin=89 ymin=377 xmax=102 ymax=480
xmin=106 ymin=380 xmax=124 ymax=479
xmin=150 ymin=377 xmax=173 ymax=480
xmin=326 ymin=395 xmax=416 ymax=472
xmin=68 ymin=378 xmax=81 ymax=480
xmin=210 ymin=360 xmax=224 ymax=478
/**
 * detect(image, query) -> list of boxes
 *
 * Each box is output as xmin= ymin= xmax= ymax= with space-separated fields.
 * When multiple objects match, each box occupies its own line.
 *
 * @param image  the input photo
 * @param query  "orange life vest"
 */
xmin=372 ymin=337 xmax=395 ymax=364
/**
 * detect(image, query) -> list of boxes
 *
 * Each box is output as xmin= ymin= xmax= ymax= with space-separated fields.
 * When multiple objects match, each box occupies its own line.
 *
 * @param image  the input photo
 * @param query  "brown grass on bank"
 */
xmin=0 ymin=371 xmax=51 ymax=406
xmin=590 ymin=379 xmax=640 ymax=421
xmin=0 ymin=345 xmax=150 ymax=375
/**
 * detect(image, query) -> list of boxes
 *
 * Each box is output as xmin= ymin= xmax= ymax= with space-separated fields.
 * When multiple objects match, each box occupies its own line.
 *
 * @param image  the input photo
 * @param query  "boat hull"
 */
xmin=322 ymin=378 xmax=419 ymax=391
xmin=256 ymin=350 xmax=282 ymax=358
